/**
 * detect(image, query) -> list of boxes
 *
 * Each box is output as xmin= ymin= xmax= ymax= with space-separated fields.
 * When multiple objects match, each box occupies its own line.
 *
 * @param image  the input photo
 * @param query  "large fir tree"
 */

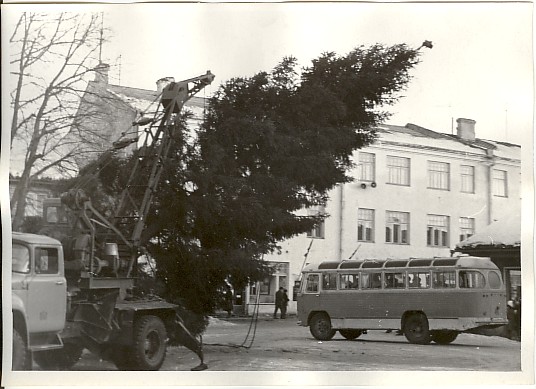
xmin=84 ymin=43 xmax=424 ymax=315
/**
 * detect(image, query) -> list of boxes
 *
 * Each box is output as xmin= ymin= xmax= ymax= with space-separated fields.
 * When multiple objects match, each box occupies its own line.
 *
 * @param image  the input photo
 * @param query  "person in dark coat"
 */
xmin=274 ymin=287 xmax=285 ymax=319
xmin=281 ymin=289 xmax=290 ymax=319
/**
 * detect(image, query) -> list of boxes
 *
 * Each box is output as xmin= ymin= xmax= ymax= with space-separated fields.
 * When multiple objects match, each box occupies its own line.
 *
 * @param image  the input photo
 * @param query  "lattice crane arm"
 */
xmin=112 ymin=71 xmax=215 ymax=274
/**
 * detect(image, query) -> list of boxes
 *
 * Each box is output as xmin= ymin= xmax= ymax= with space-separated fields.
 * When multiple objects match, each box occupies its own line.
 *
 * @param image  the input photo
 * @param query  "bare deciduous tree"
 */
xmin=9 ymin=12 xmax=112 ymax=231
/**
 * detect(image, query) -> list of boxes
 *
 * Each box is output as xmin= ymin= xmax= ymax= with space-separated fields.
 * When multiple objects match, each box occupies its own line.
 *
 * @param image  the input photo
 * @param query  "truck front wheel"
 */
xmin=33 ymin=343 xmax=83 ymax=370
xmin=131 ymin=315 xmax=167 ymax=370
xmin=13 ymin=328 xmax=30 ymax=370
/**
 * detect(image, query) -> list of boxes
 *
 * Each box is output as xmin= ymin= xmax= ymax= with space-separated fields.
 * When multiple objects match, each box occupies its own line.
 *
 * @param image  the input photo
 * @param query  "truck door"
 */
xmin=27 ymin=246 xmax=67 ymax=333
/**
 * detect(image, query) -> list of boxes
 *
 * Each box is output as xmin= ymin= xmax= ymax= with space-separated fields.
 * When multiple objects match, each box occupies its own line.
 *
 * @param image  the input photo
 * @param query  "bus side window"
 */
xmin=340 ymin=274 xmax=359 ymax=289
xmin=306 ymin=274 xmax=320 ymax=293
xmin=322 ymin=273 xmax=337 ymax=290
xmin=459 ymin=271 xmax=486 ymax=289
xmin=432 ymin=271 xmax=456 ymax=288
xmin=385 ymin=272 xmax=405 ymax=289
xmin=362 ymin=272 xmax=382 ymax=289
xmin=409 ymin=272 xmax=430 ymax=288
xmin=488 ymin=271 xmax=502 ymax=289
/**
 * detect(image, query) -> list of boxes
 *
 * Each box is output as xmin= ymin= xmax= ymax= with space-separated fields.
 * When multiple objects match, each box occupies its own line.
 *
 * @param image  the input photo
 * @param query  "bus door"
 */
xmin=298 ymin=273 xmax=321 ymax=319
xmin=458 ymin=270 xmax=492 ymax=316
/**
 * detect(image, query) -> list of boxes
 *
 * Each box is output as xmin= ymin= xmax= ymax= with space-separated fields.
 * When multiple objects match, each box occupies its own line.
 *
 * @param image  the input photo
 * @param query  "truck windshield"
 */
xmin=12 ymin=244 xmax=30 ymax=273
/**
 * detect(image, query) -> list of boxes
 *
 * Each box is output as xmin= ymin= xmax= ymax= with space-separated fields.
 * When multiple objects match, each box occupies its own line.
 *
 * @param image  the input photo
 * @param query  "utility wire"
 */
xmin=204 ymin=284 xmax=262 ymax=350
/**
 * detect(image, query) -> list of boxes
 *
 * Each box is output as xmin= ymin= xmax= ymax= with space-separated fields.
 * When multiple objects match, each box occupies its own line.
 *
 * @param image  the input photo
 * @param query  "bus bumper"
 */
xmin=428 ymin=317 xmax=508 ymax=331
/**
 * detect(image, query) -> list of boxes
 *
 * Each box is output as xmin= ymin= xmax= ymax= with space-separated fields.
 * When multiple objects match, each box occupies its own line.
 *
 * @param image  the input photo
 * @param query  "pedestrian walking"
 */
xmin=281 ymin=289 xmax=290 ymax=319
xmin=274 ymin=287 xmax=285 ymax=319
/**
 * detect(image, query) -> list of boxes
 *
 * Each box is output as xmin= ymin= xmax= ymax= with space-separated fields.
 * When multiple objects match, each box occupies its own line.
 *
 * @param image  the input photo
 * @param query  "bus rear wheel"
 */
xmin=339 ymin=329 xmax=363 ymax=340
xmin=309 ymin=313 xmax=336 ymax=341
xmin=403 ymin=313 xmax=431 ymax=345
xmin=431 ymin=330 xmax=458 ymax=345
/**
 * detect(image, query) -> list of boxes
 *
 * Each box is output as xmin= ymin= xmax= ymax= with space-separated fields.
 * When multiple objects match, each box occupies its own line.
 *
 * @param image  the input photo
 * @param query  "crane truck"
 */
xmin=11 ymin=71 xmax=215 ymax=371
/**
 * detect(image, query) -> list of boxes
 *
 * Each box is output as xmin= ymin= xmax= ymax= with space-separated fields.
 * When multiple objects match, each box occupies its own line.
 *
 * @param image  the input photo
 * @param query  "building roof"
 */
xmin=455 ymin=212 xmax=521 ymax=249
xmin=375 ymin=123 xmax=520 ymax=162
xmin=88 ymin=80 xmax=207 ymax=118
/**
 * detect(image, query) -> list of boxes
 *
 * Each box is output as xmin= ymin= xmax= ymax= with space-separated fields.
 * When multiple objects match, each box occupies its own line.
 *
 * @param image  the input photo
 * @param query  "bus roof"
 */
xmin=303 ymin=256 xmax=498 ymax=272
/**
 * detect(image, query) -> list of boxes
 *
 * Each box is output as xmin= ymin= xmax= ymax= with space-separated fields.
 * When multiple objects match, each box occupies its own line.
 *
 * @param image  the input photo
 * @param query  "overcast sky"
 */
xmin=101 ymin=2 xmax=533 ymax=146
xmin=3 ymin=2 xmax=533 ymax=147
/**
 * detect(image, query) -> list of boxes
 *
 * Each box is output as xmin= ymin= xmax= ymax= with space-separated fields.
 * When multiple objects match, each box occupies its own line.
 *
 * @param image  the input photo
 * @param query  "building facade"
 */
xmin=253 ymin=119 xmax=521 ymax=315
xmin=9 ymin=177 xmax=56 ymax=218
xmin=74 ymin=63 xmax=206 ymax=169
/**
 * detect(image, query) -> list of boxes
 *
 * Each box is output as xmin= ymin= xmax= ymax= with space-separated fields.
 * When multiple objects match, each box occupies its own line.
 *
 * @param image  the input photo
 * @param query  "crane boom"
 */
xmin=113 ymin=71 xmax=215 ymax=273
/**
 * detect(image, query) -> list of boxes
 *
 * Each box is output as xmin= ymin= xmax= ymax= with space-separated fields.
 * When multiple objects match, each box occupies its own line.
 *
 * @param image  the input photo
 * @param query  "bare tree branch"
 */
xmin=9 ymin=11 xmax=115 ymax=230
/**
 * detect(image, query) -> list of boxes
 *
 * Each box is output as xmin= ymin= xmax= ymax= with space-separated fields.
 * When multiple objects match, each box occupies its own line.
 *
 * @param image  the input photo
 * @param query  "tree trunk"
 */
xmin=11 ymin=169 xmax=32 ymax=232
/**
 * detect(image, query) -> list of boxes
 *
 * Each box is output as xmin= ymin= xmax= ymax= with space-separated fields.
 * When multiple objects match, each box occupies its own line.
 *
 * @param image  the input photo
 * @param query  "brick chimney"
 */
xmin=156 ymin=77 xmax=175 ymax=93
xmin=456 ymin=118 xmax=476 ymax=141
xmin=94 ymin=63 xmax=110 ymax=84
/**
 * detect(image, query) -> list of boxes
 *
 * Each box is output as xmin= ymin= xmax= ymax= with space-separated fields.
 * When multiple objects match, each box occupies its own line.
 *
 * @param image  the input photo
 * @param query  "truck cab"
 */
xmin=12 ymin=232 xmax=67 ymax=369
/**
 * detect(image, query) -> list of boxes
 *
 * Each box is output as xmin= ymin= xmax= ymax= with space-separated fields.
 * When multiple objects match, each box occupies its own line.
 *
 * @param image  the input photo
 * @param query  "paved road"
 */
xmin=64 ymin=314 xmax=521 ymax=372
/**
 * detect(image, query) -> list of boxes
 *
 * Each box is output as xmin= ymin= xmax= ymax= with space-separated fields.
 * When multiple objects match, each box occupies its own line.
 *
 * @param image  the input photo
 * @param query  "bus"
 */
xmin=297 ymin=256 xmax=508 ymax=345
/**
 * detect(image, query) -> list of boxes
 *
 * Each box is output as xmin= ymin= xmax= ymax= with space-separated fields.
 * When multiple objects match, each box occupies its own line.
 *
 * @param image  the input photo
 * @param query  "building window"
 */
xmin=427 ymin=214 xmax=449 ymax=247
xmin=460 ymin=165 xmax=475 ymax=193
xmin=427 ymin=161 xmax=450 ymax=190
xmin=492 ymin=169 xmax=508 ymax=197
xmin=387 ymin=156 xmax=410 ymax=186
xmin=357 ymin=152 xmax=375 ymax=182
xmin=459 ymin=217 xmax=475 ymax=242
xmin=357 ymin=208 xmax=374 ymax=242
xmin=307 ymin=206 xmax=325 ymax=239
xmin=385 ymin=211 xmax=409 ymax=244
xmin=259 ymin=277 xmax=271 ymax=295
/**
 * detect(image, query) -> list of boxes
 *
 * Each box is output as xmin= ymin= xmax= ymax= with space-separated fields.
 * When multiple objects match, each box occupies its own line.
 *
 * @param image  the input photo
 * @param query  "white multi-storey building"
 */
xmin=250 ymin=119 xmax=521 ymax=315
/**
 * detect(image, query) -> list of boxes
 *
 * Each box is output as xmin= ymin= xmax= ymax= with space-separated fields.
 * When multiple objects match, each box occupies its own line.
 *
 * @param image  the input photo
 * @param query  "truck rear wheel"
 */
xmin=33 ymin=343 xmax=83 ymax=370
xmin=13 ymin=328 xmax=30 ymax=370
xmin=131 ymin=315 xmax=167 ymax=370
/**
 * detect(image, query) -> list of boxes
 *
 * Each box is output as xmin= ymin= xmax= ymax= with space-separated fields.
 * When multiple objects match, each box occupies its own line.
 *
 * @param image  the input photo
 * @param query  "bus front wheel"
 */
xmin=309 ymin=313 xmax=336 ymax=341
xmin=339 ymin=329 xmax=363 ymax=340
xmin=403 ymin=313 xmax=431 ymax=345
xmin=431 ymin=330 xmax=458 ymax=345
